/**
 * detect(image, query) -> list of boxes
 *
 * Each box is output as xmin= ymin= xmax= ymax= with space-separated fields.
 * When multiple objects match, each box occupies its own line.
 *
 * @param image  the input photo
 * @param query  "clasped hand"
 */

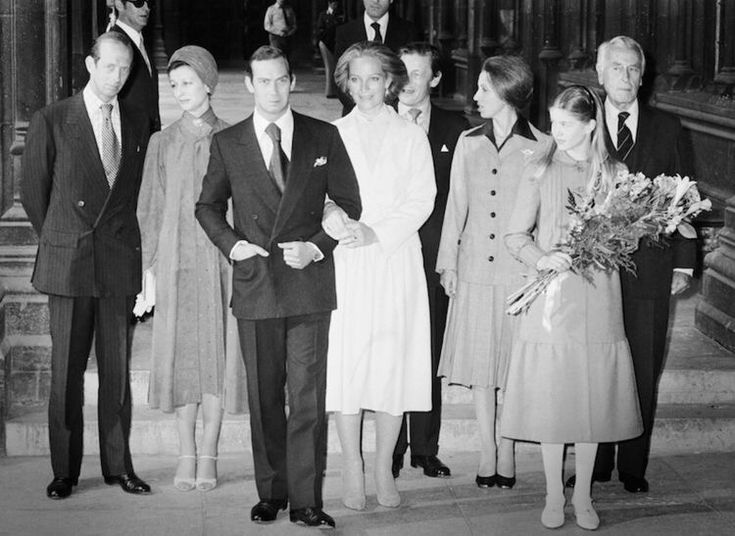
xmin=536 ymin=251 xmax=573 ymax=272
xmin=322 ymin=202 xmax=376 ymax=247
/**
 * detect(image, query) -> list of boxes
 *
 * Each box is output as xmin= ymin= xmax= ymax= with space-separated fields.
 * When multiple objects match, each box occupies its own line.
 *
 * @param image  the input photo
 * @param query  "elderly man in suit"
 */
xmin=391 ymin=42 xmax=469 ymax=480
xmin=334 ymin=0 xmax=418 ymax=114
xmin=21 ymin=31 xmax=151 ymax=500
xmin=110 ymin=0 xmax=160 ymax=134
xmin=566 ymin=35 xmax=696 ymax=494
xmin=195 ymin=46 xmax=361 ymax=529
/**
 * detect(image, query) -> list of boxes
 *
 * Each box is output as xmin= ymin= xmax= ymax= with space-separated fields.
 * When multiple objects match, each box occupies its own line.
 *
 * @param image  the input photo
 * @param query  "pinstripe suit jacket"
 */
xmin=21 ymin=92 xmax=149 ymax=297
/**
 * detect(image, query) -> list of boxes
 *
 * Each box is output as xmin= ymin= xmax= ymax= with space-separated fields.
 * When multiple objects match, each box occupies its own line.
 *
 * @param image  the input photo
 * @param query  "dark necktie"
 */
xmin=371 ymin=22 xmax=383 ymax=43
xmin=616 ymin=111 xmax=634 ymax=161
xmin=265 ymin=122 xmax=288 ymax=193
xmin=100 ymin=103 xmax=120 ymax=187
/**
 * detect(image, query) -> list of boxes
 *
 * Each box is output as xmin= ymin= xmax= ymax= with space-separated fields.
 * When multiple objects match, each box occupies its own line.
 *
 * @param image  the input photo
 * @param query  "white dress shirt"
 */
xmin=363 ymin=11 xmax=389 ymax=43
xmin=604 ymin=98 xmax=639 ymax=148
xmin=82 ymin=85 xmax=122 ymax=158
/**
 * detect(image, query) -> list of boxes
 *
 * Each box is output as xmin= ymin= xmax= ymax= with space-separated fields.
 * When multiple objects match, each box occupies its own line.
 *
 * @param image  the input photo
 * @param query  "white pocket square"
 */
xmin=440 ymin=144 xmax=449 ymax=153
xmin=314 ymin=156 xmax=328 ymax=167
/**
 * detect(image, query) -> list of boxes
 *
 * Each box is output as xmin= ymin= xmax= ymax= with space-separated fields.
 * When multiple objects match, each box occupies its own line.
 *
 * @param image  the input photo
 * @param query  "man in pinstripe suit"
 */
xmin=21 ymin=32 xmax=151 ymax=500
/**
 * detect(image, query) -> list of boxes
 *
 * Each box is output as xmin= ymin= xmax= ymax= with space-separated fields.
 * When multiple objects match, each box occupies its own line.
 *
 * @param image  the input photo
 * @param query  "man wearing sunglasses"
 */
xmin=109 ymin=0 xmax=160 ymax=134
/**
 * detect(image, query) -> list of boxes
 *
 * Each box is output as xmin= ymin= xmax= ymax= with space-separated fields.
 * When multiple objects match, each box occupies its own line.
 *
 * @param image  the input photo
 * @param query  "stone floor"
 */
xmin=2 ymin=68 xmax=734 ymax=535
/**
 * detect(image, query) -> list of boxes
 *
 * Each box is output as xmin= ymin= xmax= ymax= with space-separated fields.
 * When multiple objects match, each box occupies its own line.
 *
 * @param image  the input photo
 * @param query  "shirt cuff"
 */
xmin=674 ymin=268 xmax=694 ymax=277
xmin=229 ymin=240 xmax=249 ymax=260
xmin=306 ymin=241 xmax=324 ymax=262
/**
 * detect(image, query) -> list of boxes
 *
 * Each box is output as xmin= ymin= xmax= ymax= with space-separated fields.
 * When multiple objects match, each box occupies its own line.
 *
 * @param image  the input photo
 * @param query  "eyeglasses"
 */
xmin=127 ymin=0 xmax=152 ymax=8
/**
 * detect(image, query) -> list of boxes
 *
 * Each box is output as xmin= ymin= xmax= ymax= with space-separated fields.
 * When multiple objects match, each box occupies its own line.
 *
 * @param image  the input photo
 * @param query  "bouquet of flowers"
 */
xmin=505 ymin=172 xmax=712 ymax=316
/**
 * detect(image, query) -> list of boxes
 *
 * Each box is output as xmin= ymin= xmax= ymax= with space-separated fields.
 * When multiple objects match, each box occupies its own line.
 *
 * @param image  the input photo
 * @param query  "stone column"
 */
xmin=537 ymin=0 xmax=563 ymax=130
xmin=697 ymin=197 xmax=735 ymax=352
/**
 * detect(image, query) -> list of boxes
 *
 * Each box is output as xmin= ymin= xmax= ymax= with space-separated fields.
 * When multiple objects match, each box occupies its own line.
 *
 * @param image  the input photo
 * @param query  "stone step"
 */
xmin=6 ymin=402 xmax=735 ymax=457
xmin=84 ymin=351 xmax=735 ymax=408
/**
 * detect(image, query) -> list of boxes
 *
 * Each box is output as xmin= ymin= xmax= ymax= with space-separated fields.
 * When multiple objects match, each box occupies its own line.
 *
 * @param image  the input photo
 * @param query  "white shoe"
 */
xmin=541 ymin=494 xmax=565 ymax=529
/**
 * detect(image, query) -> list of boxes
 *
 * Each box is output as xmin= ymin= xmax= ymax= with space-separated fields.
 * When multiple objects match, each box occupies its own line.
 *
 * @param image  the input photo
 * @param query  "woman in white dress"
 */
xmin=324 ymin=41 xmax=436 ymax=510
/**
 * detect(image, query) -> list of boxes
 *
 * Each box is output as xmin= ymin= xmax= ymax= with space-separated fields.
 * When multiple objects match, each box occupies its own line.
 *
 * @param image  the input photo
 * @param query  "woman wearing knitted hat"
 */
xmin=137 ymin=45 xmax=246 ymax=492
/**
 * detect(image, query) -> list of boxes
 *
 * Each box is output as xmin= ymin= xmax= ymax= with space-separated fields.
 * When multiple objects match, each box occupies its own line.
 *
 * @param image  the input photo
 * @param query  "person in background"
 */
xmin=137 ymin=46 xmax=246 ymax=493
xmin=323 ymin=41 xmax=435 ymax=511
xmin=264 ymin=0 xmax=297 ymax=59
xmin=21 ymin=31 xmax=151 ymax=500
xmin=390 ymin=42 xmax=469 ymax=481
xmin=502 ymin=86 xmax=643 ymax=530
xmin=196 ymin=46 xmax=361 ymax=529
xmin=436 ymin=55 xmax=547 ymax=491
xmin=316 ymin=0 xmax=343 ymax=98
xmin=110 ymin=0 xmax=160 ymax=134
xmin=565 ymin=35 xmax=697 ymax=495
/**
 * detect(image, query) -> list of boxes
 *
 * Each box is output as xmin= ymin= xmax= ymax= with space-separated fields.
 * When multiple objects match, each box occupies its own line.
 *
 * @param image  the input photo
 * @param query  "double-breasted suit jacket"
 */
xmin=195 ymin=111 xmax=362 ymax=320
xmin=21 ymin=91 xmax=149 ymax=481
xmin=596 ymin=103 xmax=697 ymax=480
xmin=110 ymin=24 xmax=160 ymax=134
xmin=22 ymin=93 xmax=148 ymax=298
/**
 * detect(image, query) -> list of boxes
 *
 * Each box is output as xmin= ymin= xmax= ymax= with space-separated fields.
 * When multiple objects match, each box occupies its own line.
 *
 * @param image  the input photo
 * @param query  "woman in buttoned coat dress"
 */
xmin=436 ymin=55 xmax=549 ymax=488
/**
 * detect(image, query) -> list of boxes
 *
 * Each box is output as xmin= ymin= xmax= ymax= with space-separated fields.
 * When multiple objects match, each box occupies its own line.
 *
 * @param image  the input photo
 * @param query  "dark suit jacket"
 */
xmin=334 ymin=13 xmax=419 ymax=113
xmin=109 ymin=25 xmax=160 ymax=134
xmin=420 ymin=105 xmax=469 ymax=287
xmin=195 ymin=111 xmax=362 ymax=320
xmin=605 ymin=103 xmax=697 ymax=299
xmin=21 ymin=92 xmax=149 ymax=297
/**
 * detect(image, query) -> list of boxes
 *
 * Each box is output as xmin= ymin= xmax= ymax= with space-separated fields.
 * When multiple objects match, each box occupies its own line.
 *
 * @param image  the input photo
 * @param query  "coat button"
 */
xmin=252 ymin=214 xmax=258 ymax=220
xmin=490 ymin=190 xmax=496 ymax=196
xmin=489 ymin=233 xmax=495 ymax=239
xmin=491 ymin=169 xmax=498 ymax=174
xmin=490 ymin=212 xmax=496 ymax=218
xmin=488 ymin=256 xmax=494 ymax=262
xmin=77 ymin=200 xmax=85 ymax=207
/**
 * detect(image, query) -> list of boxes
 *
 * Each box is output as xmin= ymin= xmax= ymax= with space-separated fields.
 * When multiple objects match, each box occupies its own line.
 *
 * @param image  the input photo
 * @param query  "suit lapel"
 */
xmin=427 ymin=105 xmax=443 ymax=152
xmin=272 ymin=113 xmax=312 ymax=240
xmin=629 ymin=104 xmax=656 ymax=173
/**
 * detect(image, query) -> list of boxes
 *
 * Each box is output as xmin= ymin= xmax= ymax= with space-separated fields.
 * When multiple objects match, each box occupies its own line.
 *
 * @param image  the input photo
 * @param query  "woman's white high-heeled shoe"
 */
xmin=174 ymin=455 xmax=196 ymax=491
xmin=196 ymin=455 xmax=217 ymax=492
xmin=375 ymin=466 xmax=401 ymax=508
xmin=342 ymin=460 xmax=366 ymax=510
xmin=541 ymin=494 xmax=566 ymax=529
xmin=572 ymin=499 xmax=600 ymax=530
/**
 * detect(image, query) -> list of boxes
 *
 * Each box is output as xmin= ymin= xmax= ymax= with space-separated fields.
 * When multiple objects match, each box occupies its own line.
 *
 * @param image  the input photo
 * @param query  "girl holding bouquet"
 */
xmin=501 ymin=86 xmax=643 ymax=530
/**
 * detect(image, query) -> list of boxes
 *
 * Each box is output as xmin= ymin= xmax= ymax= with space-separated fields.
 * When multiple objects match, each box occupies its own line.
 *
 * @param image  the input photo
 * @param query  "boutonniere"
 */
xmin=313 ymin=156 xmax=327 ymax=167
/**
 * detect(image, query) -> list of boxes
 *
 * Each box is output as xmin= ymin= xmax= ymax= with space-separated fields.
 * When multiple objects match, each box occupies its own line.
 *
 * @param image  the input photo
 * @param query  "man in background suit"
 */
xmin=21 ymin=31 xmax=151 ymax=500
xmin=110 ymin=0 xmax=160 ymax=134
xmin=566 ymin=35 xmax=697 ymax=494
xmin=195 ymin=46 xmax=361 ymax=529
xmin=391 ymin=42 xmax=468 ymax=480
xmin=334 ymin=0 xmax=418 ymax=114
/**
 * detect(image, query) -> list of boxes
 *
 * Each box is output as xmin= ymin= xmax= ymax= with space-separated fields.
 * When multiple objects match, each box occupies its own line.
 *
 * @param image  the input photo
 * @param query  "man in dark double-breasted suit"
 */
xmin=195 ymin=46 xmax=361 ymax=529
xmin=391 ymin=43 xmax=469 ymax=480
xmin=21 ymin=32 xmax=151 ymax=500
xmin=110 ymin=0 xmax=160 ymax=134
xmin=566 ymin=35 xmax=697 ymax=495
xmin=334 ymin=0 xmax=419 ymax=115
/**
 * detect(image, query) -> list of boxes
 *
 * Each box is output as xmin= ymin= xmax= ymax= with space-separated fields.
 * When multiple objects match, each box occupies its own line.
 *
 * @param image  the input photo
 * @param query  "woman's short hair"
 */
xmin=480 ymin=55 xmax=534 ymax=111
xmin=334 ymin=41 xmax=408 ymax=104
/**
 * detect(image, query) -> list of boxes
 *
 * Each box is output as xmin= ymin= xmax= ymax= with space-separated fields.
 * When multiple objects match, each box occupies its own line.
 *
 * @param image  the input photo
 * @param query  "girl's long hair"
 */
xmin=536 ymin=85 xmax=619 ymax=193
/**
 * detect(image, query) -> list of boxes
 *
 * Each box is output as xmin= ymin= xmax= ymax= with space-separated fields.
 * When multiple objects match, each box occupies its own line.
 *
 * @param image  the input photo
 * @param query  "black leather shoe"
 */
xmin=619 ymin=472 xmax=649 ymax=493
xmin=565 ymin=471 xmax=612 ymax=488
xmin=289 ymin=507 xmax=336 ymax=529
xmin=392 ymin=454 xmax=404 ymax=479
xmin=104 ymin=472 xmax=151 ymax=494
xmin=46 ymin=477 xmax=76 ymax=499
xmin=475 ymin=474 xmax=496 ymax=488
xmin=251 ymin=499 xmax=288 ymax=523
xmin=495 ymin=473 xmax=516 ymax=489
xmin=410 ymin=455 xmax=451 ymax=478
